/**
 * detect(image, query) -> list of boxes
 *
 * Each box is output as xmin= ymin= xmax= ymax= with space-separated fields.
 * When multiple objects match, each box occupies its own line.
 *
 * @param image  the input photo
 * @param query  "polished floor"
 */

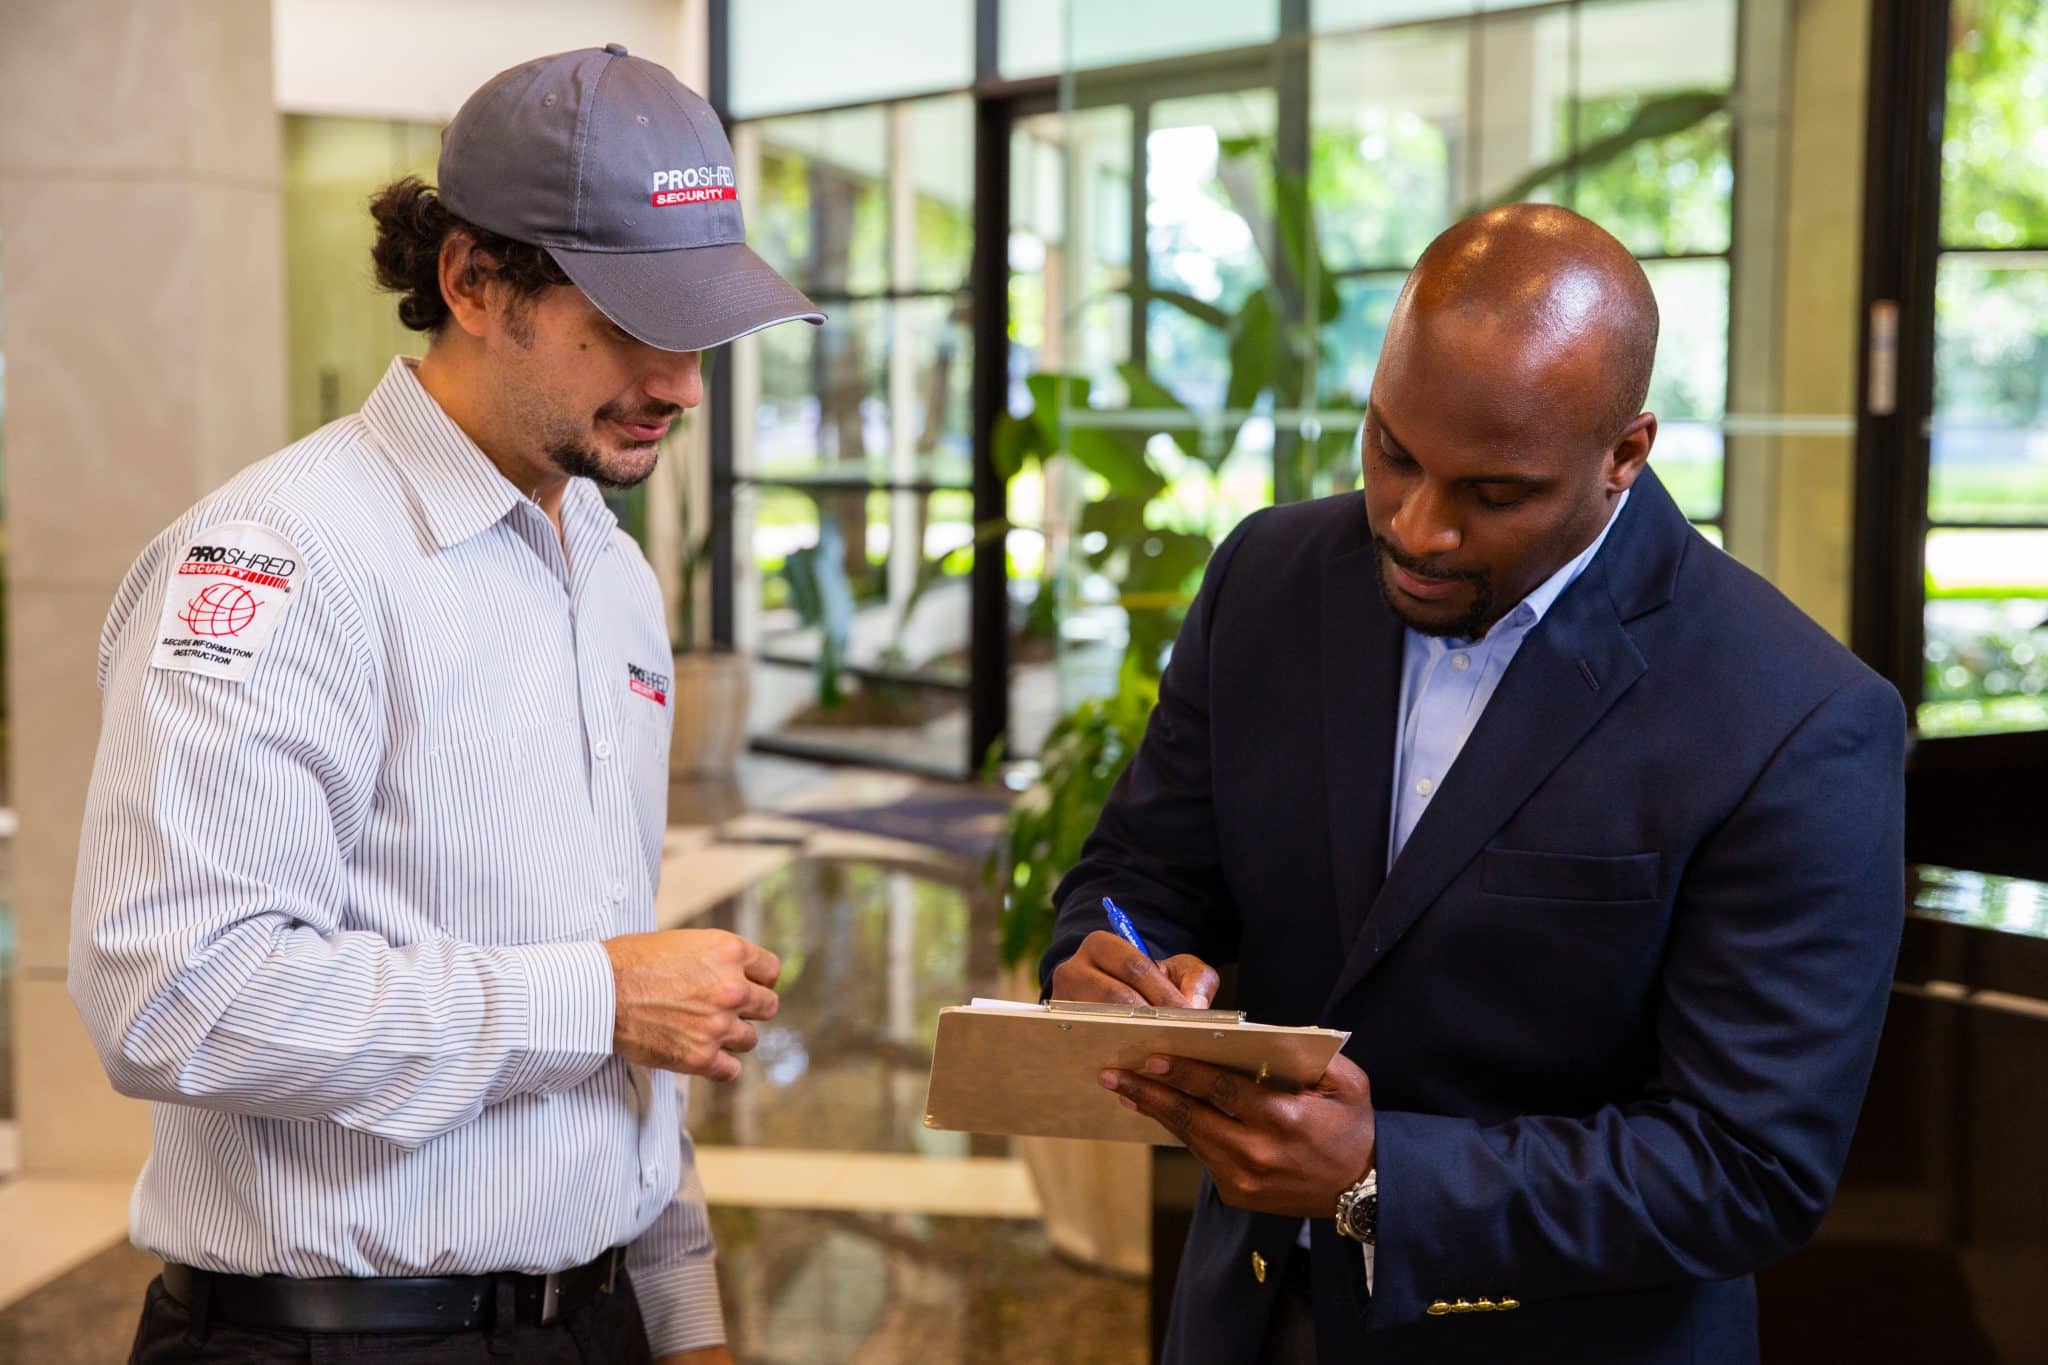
xmin=0 ymin=761 xmax=1149 ymax=1363
xmin=0 ymin=1214 xmax=1144 ymax=1365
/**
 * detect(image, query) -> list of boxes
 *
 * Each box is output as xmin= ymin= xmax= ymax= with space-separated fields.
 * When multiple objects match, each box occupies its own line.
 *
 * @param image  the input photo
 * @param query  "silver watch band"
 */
xmin=1335 ymin=1167 xmax=1378 ymax=1244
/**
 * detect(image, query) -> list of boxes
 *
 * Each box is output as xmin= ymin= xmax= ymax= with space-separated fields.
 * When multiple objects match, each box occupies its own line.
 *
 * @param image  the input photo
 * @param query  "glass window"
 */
xmin=747 ymin=107 xmax=892 ymax=297
xmin=902 ymin=98 xmax=977 ymax=293
xmin=1315 ymin=1 xmax=1559 ymax=35
xmin=746 ymin=295 xmax=973 ymax=487
xmin=1311 ymin=24 xmax=1465 ymax=273
xmin=1001 ymin=0 xmax=1065 ymax=79
xmin=1306 ymin=0 xmax=1735 ymax=527
xmin=1563 ymin=0 xmax=1737 ymax=258
xmin=1642 ymin=258 xmax=1730 ymax=522
xmin=1005 ymin=107 xmax=1138 ymax=754
xmin=1924 ymin=0 xmax=2048 ymax=737
xmin=1145 ymin=92 xmax=1279 ymax=414
xmin=1061 ymin=0 xmax=1279 ymax=72
xmin=732 ymin=95 xmax=977 ymax=773
xmin=1920 ymin=530 xmax=2048 ymax=737
xmin=1939 ymin=0 xmax=2048 ymax=250
xmin=729 ymin=0 xmax=972 ymax=118
xmin=1931 ymin=254 xmax=2048 ymax=524
xmin=740 ymin=483 xmax=977 ymax=771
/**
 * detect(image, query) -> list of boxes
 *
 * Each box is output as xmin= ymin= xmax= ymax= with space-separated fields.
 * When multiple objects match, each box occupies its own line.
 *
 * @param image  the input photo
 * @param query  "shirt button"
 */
xmin=641 ymin=1167 xmax=657 ymax=1188
xmin=1451 ymin=653 xmax=1470 ymax=671
xmin=1417 ymin=777 xmax=1435 ymax=797
xmin=610 ymin=882 xmax=627 ymax=902
xmin=593 ymin=739 xmax=613 ymax=760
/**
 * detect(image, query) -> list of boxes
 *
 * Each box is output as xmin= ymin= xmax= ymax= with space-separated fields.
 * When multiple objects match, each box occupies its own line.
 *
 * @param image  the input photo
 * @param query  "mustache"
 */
xmin=596 ymin=401 xmax=682 ymax=426
xmin=1372 ymin=534 xmax=1482 ymax=585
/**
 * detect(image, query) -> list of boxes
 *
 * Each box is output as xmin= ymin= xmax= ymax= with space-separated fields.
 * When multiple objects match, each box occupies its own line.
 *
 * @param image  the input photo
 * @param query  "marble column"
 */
xmin=0 ymin=0 xmax=287 ymax=1177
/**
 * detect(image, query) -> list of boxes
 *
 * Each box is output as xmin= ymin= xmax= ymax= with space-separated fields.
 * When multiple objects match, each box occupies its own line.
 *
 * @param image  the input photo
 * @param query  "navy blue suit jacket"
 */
xmin=1041 ymin=470 xmax=1906 ymax=1364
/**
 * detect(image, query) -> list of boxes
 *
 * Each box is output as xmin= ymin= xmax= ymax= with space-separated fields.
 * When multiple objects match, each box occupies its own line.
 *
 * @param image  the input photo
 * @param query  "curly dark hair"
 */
xmin=368 ymin=176 xmax=570 ymax=335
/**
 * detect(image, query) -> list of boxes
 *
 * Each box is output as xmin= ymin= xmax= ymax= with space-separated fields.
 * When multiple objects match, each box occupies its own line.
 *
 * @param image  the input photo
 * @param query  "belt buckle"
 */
xmin=539 ymin=1271 xmax=564 ymax=1326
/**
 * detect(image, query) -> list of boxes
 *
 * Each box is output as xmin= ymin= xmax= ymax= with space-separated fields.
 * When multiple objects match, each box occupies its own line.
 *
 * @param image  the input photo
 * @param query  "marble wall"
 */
xmin=0 ymin=0 xmax=288 ymax=1176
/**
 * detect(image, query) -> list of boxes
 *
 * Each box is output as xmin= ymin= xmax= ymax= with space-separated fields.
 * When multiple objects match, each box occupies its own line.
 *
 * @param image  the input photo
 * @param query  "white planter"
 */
xmin=1017 ymin=1131 xmax=1152 ymax=1278
xmin=669 ymin=650 xmax=751 ymax=778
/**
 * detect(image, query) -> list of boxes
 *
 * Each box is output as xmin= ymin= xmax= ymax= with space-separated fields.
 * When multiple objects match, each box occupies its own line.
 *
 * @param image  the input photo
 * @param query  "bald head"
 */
xmin=1361 ymin=204 xmax=1662 ymax=640
xmin=1392 ymin=204 xmax=1659 ymax=443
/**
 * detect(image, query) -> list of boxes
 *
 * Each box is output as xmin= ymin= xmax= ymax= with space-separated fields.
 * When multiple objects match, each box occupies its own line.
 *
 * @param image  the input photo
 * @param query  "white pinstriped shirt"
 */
xmin=69 ymin=356 xmax=722 ymax=1355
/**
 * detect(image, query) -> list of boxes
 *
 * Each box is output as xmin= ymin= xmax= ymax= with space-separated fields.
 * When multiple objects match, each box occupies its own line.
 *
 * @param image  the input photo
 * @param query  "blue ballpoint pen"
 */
xmin=1101 ymin=897 xmax=1153 ymax=959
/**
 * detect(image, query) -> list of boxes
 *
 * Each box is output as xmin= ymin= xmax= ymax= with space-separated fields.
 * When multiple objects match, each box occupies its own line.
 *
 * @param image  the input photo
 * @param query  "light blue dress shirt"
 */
xmin=1388 ymin=487 xmax=1631 ymax=866
xmin=1306 ymin=487 xmax=1631 ymax=1281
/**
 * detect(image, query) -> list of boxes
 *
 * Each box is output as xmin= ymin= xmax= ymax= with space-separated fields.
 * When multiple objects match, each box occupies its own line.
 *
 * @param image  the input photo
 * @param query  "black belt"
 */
xmin=160 ymin=1247 xmax=626 ymax=1334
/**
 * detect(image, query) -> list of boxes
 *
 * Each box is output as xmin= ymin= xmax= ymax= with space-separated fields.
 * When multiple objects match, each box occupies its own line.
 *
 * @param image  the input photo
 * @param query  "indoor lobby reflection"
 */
xmin=0 ymin=763 xmax=1151 ymax=1365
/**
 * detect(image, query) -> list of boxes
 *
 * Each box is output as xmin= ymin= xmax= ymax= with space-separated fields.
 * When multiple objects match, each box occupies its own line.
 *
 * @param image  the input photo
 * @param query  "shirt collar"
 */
xmin=359 ymin=356 xmax=619 ymax=553
xmin=1512 ymin=486 xmax=1631 ymax=631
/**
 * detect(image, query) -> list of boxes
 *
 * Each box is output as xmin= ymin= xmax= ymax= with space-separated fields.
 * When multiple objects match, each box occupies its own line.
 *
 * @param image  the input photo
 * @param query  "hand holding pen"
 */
xmin=1048 ymin=895 xmax=1221 ymax=1010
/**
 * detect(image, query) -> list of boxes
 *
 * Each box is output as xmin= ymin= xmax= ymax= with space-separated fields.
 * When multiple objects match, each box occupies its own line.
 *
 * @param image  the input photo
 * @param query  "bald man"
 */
xmin=1042 ymin=206 xmax=1905 ymax=1364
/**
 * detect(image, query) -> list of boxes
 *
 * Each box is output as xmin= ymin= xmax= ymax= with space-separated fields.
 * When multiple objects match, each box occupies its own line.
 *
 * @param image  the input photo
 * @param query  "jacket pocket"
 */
xmin=1481 ymin=847 xmax=1661 ymax=902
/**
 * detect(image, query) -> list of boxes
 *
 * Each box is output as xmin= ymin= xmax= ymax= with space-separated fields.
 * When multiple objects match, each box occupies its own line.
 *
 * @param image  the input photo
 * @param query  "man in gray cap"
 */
xmin=72 ymin=46 xmax=819 ymax=1364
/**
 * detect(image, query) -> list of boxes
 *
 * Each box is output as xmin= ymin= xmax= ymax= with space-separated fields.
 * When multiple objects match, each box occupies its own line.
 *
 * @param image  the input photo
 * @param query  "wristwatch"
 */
xmin=1335 ymin=1167 xmax=1378 ymax=1245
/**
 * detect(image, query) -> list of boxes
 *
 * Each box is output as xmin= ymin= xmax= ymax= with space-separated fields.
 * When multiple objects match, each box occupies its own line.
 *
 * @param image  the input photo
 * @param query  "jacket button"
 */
xmin=1474 ymin=1299 xmax=1498 ymax=1311
xmin=1499 ymin=1298 xmax=1521 ymax=1311
xmin=1251 ymin=1252 xmax=1267 ymax=1284
xmin=1449 ymin=1300 xmax=1476 ymax=1314
xmin=1426 ymin=1301 xmax=1451 ymax=1317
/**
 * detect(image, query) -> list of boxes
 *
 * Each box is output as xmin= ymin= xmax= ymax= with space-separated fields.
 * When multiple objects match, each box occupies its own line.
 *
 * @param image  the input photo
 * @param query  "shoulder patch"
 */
xmin=149 ymin=520 xmax=305 ymax=683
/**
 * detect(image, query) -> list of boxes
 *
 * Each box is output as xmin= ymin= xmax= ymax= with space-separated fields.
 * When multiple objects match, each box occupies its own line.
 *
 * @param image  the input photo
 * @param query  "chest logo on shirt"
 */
xmin=627 ymin=663 xmax=670 ymax=706
xmin=150 ymin=521 xmax=304 ymax=684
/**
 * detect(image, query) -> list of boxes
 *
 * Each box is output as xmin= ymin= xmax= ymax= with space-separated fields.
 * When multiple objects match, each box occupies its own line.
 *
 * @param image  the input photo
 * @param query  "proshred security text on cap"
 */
xmin=438 ymin=43 xmax=824 ymax=352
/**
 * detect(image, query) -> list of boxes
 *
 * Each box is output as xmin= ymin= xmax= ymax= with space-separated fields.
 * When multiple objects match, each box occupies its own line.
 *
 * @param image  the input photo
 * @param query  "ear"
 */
xmin=436 ymin=230 xmax=496 ymax=341
xmin=1605 ymin=412 xmax=1656 ymax=495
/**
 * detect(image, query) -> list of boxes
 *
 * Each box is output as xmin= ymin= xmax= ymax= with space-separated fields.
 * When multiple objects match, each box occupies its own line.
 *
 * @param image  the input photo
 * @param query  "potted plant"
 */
xmin=985 ymin=665 xmax=1161 ymax=1276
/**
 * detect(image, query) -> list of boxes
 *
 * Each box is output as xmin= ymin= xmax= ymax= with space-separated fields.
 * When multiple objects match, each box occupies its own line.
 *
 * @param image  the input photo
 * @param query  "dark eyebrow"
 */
xmin=1369 ymin=405 xmax=1556 ymax=490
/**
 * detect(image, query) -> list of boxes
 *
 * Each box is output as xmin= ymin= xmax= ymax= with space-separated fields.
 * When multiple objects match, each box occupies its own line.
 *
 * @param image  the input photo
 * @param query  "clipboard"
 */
xmin=923 ymin=998 xmax=1350 ymax=1145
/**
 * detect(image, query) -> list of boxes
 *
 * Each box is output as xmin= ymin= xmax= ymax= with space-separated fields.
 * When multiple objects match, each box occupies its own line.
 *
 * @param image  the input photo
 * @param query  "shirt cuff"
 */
xmin=634 ymin=1254 xmax=726 ymax=1355
xmin=503 ymin=939 xmax=615 ymax=1092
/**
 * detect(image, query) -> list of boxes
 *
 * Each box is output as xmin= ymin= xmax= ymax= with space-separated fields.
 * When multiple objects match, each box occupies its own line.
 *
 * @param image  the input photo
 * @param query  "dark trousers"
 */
xmin=128 ymin=1270 xmax=655 ymax=1364
xmin=1256 ymin=1253 xmax=1318 ymax=1365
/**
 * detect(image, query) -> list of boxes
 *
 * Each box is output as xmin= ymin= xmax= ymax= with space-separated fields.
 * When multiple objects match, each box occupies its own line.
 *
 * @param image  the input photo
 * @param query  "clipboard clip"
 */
xmin=1046 ymin=999 xmax=1248 ymax=1023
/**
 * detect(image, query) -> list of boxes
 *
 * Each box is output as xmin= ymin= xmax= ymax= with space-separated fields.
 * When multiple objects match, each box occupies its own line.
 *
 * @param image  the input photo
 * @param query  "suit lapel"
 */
xmin=1321 ymin=552 xmax=1649 ymax=1015
xmin=1321 ymin=544 xmax=1405 ymax=952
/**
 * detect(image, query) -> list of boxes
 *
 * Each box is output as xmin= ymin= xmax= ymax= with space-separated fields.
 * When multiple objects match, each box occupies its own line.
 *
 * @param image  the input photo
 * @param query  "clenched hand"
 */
xmin=604 ymin=929 xmax=781 ymax=1082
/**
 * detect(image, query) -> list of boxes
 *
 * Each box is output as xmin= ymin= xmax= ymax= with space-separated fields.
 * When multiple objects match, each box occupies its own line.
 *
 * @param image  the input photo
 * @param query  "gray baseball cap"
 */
xmin=437 ymin=44 xmax=823 ymax=352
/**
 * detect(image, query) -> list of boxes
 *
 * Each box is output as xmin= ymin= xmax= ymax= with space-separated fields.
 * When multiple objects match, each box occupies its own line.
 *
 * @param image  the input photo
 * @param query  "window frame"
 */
xmin=1851 ymin=0 xmax=2048 ymax=880
xmin=709 ymin=0 xmax=1747 ymax=776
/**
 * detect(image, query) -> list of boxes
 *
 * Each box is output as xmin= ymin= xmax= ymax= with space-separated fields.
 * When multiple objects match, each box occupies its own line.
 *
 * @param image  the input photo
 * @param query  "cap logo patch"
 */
xmin=651 ymin=165 xmax=736 ymax=206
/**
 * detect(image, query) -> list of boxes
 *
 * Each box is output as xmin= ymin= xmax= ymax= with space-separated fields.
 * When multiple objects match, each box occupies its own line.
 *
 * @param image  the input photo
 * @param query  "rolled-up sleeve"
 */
xmin=69 ymin=510 xmax=616 ymax=1151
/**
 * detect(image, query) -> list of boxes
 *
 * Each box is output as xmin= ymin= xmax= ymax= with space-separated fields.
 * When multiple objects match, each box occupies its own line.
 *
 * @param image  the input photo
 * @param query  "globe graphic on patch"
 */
xmin=178 ymin=583 xmax=260 ymax=638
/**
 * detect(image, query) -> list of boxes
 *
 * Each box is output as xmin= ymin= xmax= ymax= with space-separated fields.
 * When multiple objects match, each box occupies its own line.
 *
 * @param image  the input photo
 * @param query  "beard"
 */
xmin=545 ymin=436 xmax=654 ymax=490
xmin=1371 ymin=534 xmax=1496 ymax=639
xmin=538 ymin=398 xmax=677 ymax=490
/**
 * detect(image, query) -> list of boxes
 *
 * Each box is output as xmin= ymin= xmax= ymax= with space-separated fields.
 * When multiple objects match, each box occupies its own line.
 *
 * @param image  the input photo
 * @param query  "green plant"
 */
xmin=783 ymin=515 xmax=856 ymax=709
xmin=989 ymin=662 xmax=1159 ymax=969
